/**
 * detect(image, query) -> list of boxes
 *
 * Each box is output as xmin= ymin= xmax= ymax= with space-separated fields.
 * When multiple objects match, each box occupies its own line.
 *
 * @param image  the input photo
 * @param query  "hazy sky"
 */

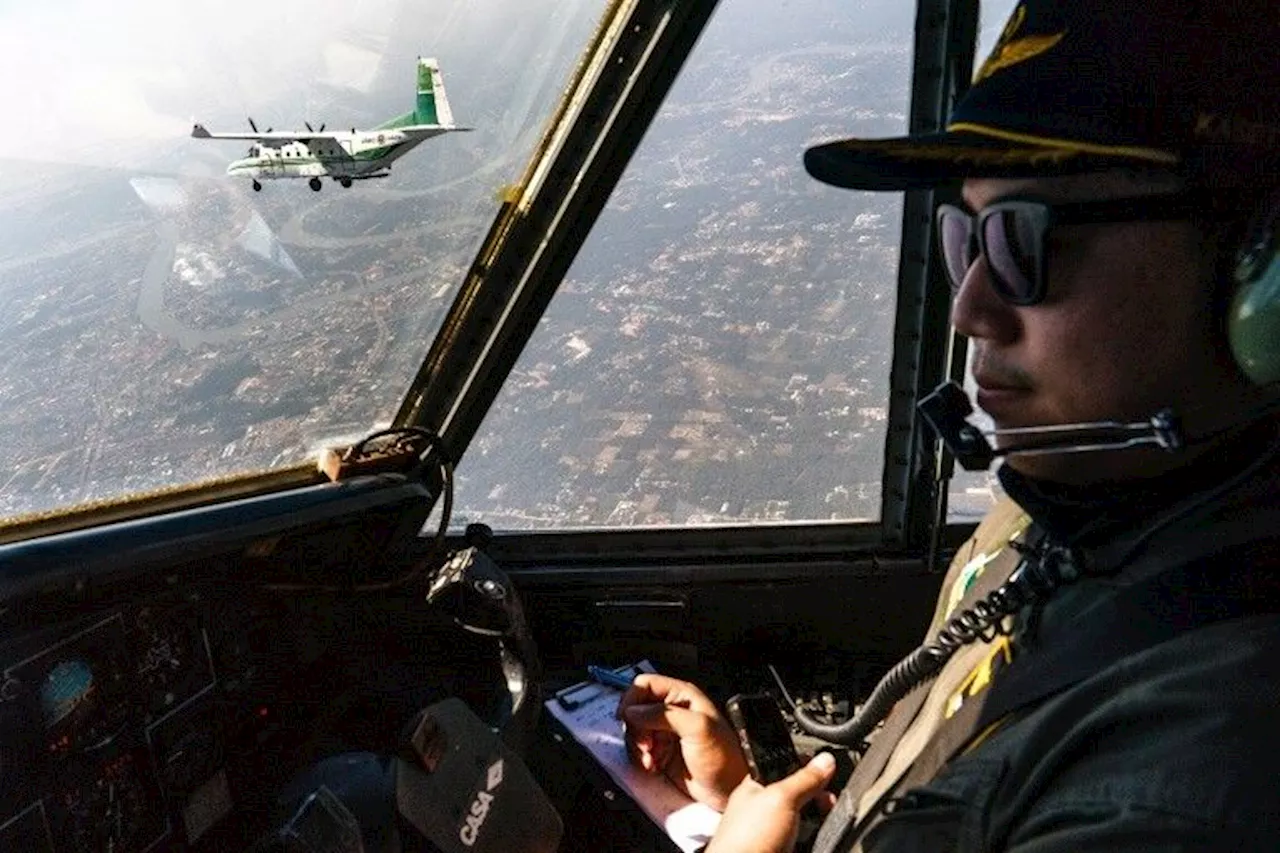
xmin=0 ymin=0 xmax=1017 ymax=167
xmin=0 ymin=0 xmax=403 ymax=163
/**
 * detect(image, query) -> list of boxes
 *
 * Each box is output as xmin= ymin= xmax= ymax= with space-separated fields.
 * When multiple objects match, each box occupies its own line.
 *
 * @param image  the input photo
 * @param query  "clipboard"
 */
xmin=551 ymin=661 xmax=647 ymax=710
xmin=543 ymin=660 xmax=720 ymax=853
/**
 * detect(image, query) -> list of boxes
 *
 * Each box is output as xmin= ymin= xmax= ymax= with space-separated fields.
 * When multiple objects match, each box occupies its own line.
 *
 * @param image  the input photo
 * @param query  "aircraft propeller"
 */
xmin=248 ymin=117 xmax=273 ymax=133
xmin=304 ymin=122 xmax=327 ymax=133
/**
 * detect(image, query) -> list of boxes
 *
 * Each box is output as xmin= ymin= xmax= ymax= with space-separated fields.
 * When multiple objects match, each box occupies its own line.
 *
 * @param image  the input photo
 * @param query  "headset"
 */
xmin=1230 ymin=191 xmax=1280 ymax=385
xmin=913 ymin=189 xmax=1280 ymax=473
xmin=790 ymin=190 xmax=1280 ymax=748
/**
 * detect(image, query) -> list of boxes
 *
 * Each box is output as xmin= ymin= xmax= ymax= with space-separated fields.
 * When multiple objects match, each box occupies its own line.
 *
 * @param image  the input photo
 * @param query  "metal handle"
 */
xmin=593 ymin=599 xmax=686 ymax=609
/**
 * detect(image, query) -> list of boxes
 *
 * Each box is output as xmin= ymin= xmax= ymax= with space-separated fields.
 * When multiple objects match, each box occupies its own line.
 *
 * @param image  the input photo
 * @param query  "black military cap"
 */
xmin=804 ymin=0 xmax=1280 ymax=191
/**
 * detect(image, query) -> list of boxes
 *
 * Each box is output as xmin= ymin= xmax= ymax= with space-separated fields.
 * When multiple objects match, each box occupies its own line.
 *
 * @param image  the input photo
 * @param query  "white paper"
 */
xmin=546 ymin=661 xmax=721 ymax=852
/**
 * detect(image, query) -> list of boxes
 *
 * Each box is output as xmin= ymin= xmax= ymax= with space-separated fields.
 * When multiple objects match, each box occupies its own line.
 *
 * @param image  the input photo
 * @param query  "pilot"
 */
xmin=618 ymin=1 xmax=1280 ymax=850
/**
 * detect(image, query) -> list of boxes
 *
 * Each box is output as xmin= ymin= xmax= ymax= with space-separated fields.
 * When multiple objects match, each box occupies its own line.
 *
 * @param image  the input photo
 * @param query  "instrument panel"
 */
xmin=0 ymin=589 xmax=257 ymax=852
xmin=0 ymin=478 xmax=449 ymax=852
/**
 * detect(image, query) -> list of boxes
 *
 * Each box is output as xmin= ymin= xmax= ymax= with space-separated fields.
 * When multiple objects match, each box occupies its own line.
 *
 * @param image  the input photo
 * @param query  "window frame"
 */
xmin=0 ymin=0 xmax=984 ymax=559
xmin=398 ymin=0 xmax=982 ymax=565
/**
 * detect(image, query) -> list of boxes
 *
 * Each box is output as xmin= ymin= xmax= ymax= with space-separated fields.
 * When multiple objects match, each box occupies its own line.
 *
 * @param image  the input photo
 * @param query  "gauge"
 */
xmin=205 ymin=599 xmax=271 ymax=697
xmin=149 ymin=701 xmax=231 ymax=845
xmin=131 ymin=605 xmax=214 ymax=718
xmin=40 ymin=654 xmax=131 ymax=758
xmin=51 ymin=748 xmax=167 ymax=853
xmin=149 ymin=701 xmax=224 ymax=798
xmin=40 ymin=659 xmax=96 ymax=731
xmin=7 ymin=616 xmax=134 ymax=760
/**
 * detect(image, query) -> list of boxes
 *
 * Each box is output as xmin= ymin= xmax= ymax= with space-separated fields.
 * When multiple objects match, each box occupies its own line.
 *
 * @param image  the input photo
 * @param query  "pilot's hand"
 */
xmin=616 ymin=674 xmax=750 ymax=812
xmin=705 ymin=752 xmax=838 ymax=853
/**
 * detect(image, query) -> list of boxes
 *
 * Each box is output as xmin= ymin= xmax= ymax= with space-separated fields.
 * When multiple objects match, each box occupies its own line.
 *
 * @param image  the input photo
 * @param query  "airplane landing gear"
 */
xmin=339 ymin=177 xmax=353 ymax=188
xmin=252 ymin=180 xmax=262 ymax=192
xmin=309 ymin=177 xmax=322 ymax=192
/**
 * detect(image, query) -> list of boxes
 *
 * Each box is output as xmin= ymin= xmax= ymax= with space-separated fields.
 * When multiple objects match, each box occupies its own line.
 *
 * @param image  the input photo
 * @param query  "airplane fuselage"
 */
xmin=226 ymin=129 xmax=447 ymax=187
xmin=194 ymin=57 xmax=466 ymax=191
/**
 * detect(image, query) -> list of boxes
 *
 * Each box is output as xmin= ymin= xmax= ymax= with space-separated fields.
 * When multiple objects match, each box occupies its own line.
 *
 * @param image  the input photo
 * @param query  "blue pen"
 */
xmin=587 ymin=664 xmax=636 ymax=690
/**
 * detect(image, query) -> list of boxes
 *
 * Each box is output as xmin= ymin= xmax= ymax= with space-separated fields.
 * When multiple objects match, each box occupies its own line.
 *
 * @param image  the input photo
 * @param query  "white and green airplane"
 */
xmin=192 ymin=57 xmax=468 ymax=192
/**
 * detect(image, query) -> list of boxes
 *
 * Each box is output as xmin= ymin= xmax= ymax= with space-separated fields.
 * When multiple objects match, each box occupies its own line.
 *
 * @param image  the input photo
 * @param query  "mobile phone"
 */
xmin=725 ymin=692 xmax=801 ymax=784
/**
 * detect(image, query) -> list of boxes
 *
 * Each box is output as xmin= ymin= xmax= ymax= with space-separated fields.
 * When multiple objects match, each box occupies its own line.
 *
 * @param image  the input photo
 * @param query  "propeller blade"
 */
xmin=248 ymin=117 xmax=259 ymax=132
xmin=266 ymin=127 xmax=274 ymax=133
xmin=305 ymin=121 xmax=314 ymax=132
xmin=319 ymin=123 xmax=325 ymax=132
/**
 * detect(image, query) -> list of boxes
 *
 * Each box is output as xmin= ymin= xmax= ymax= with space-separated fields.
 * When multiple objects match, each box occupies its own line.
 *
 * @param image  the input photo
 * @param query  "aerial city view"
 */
xmin=0 ymin=0 xmax=1000 ymax=527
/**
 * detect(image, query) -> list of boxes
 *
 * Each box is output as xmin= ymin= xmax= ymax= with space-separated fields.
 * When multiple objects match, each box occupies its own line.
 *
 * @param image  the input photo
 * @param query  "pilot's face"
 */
xmin=950 ymin=172 xmax=1252 ymax=484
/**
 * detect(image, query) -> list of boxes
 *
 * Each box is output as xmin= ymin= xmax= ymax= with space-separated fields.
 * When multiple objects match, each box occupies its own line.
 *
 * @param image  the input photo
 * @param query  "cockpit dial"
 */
xmin=6 ymin=616 xmax=133 ymax=760
xmin=131 ymin=604 xmax=214 ymax=718
xmin=40 ymin=659 xmax=96 ymax=732
xmin=52 ymin=748 xmax=167 ymax=853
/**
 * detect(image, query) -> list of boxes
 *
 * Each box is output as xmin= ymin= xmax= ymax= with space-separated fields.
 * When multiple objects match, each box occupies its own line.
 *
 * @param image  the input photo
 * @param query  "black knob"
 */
xmin=465 ymin=523 xmax=494 ymax=549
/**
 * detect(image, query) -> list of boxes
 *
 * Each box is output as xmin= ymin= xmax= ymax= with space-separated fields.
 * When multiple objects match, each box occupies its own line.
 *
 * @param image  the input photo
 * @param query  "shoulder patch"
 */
xmin=944 ymin=634 xmax=1014 ymax=720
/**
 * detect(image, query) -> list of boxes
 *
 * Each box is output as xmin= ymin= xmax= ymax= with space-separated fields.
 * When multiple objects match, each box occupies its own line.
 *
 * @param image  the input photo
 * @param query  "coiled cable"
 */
xmin=793 ymin=534 xmax=1081 ymax=747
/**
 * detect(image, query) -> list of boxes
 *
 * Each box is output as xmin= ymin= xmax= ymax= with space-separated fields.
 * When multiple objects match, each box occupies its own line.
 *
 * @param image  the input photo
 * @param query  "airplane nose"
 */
xmin=226 ymin=158 xmax=254 ymax=177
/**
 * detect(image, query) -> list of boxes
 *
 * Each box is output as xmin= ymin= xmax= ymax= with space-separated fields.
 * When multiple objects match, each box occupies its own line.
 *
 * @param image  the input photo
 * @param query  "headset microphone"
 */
xmin=917 ymin=381 xmax=1185 ymax=471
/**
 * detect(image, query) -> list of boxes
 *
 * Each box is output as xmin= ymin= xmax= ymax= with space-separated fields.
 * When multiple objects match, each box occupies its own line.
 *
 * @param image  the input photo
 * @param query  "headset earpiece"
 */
xmin=1229 ymin=194 xmax=1280 ymax=385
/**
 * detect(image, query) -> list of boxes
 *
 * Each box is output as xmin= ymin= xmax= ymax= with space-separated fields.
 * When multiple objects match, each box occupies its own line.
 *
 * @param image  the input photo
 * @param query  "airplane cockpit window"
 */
xmin=0 ymin=1 xmax=1038 ymax=848
xmin=0 ymin=0 xmax=606 ymax=525
xmin=0 ymin=2 xmax=1071 ymax=850
xmin=454 ymin=0 xmax=916 ymax=530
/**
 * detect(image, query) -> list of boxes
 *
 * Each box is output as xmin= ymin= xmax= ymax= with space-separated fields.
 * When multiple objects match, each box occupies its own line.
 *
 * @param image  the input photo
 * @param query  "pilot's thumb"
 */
xmin=777 ymin=751 xmax=837 ymax=803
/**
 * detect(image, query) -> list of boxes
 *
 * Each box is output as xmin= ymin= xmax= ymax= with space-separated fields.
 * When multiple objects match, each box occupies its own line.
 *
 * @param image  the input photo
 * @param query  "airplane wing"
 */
xmin=396 ymin=124 xmax=474 ymax=136
xmin=361 ymin=124 xmax=472 ymax=167
xmin=191 ymin=123 xmax=331 ymax=143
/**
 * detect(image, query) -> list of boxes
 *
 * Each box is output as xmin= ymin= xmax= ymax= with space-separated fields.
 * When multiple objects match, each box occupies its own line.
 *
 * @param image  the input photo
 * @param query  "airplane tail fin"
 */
xmin=415 ymin=57 xmax=455 ymax=127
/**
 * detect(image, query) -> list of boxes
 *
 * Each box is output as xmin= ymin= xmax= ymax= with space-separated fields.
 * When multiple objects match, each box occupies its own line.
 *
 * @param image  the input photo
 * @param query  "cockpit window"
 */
xmin=0 ymin=0 xmax=605 ymax=521
xmin=454 ymin=0 xmax=915 ymax=530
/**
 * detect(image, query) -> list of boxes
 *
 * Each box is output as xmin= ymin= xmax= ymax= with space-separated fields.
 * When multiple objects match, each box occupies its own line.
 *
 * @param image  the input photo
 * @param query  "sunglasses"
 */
xmin=935 ymin=192 xmax=1203 ymax=306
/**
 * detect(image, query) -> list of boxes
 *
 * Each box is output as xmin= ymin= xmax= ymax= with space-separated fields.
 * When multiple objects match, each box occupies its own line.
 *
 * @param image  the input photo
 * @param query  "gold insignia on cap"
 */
xmin=974 ymin=5 xmax=1065 ymax=84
